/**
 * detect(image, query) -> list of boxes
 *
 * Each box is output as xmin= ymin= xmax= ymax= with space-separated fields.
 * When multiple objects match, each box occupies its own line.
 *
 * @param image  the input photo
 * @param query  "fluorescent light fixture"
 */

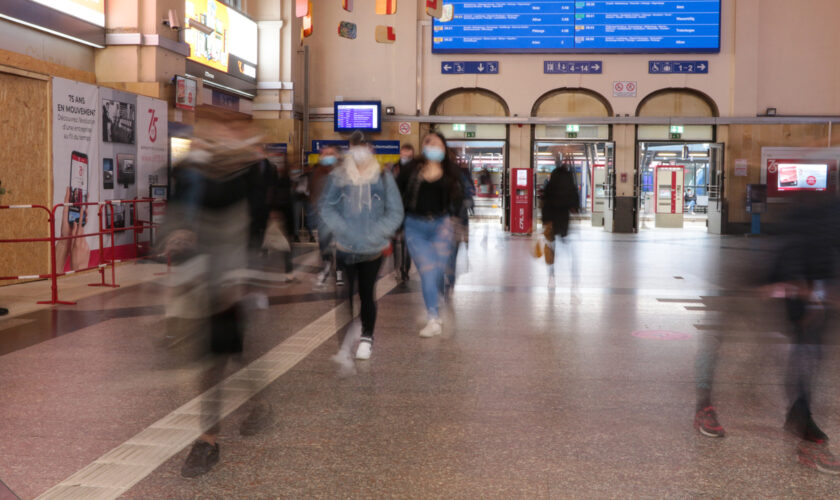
xmin=657 ymin=152 xmax=678 ymax=157
xmin=0 ymin=13 xmax=104 ymax=48
xmin=689 ymin=153 xmax=709 ymax=158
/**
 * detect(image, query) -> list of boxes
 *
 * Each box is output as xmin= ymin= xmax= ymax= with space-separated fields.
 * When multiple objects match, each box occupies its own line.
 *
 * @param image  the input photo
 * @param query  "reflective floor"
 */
xmin=1 ymin=223 xmax=839 ymax=498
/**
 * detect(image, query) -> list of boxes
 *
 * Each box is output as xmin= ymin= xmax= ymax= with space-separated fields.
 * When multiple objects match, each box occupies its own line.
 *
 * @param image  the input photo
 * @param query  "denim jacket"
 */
xmin=319 ymin=166 xmax=404 ymax=261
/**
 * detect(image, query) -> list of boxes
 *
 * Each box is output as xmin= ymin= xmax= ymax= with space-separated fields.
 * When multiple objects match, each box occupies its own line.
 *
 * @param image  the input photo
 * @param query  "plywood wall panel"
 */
xmin=0 ymin=73 xmax=51 ymax=284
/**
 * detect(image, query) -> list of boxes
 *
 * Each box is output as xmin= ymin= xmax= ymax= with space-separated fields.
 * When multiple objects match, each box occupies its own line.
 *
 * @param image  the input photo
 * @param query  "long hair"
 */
xmin=419 ymin=131 xmax=464 ymax=205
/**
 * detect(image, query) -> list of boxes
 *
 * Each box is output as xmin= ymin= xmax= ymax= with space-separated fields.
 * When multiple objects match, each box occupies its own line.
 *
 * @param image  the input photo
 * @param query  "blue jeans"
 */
xmin=405 ymin=215 xmax=454 ymax=318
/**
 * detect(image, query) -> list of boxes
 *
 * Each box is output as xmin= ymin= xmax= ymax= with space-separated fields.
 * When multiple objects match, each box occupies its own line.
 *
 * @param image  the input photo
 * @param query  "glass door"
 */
xmin=449 ymin=140 xmax=506 ymax=222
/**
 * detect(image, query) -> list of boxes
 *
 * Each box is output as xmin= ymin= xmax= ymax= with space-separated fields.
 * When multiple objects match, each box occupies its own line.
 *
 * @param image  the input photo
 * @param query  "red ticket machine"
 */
xmin=510 ymin=168 xmax=533 ymax=234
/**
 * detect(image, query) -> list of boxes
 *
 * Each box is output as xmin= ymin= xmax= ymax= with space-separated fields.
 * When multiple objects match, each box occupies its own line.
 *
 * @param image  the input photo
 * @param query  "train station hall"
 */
xmin=2 ymin=0 xmax=840 ymax=498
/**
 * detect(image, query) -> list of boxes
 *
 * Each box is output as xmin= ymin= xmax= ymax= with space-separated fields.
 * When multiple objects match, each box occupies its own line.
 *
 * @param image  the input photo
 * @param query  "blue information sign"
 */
xmin=433 ymin=1 xmax=721 ymax=53
xmin=649 ymin=60 xmax=709 ymax=74
xmin=441 ymin=61 xmax=499 ymax=74
xmin=544 ymin=61 xmax=602 ymax=74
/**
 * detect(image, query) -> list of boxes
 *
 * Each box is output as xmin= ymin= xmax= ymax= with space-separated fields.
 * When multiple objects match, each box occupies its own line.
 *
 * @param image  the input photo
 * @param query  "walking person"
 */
xmin=309 ymin=144 xmax=340 ymax=286
xmin=319 ymin=132 xmax=403 ymax=360
xmin=164 ymin=122 xmax=274 ymax=478
xmin=398 ymin=132 xmax=463 ymax=337
xmin=541 ymin=150 xmax=579 ymax=289
xmin=392 ymin=143 xmax=417 ymax=283
xmin=445 ymin=158 xmax=475 ymax=293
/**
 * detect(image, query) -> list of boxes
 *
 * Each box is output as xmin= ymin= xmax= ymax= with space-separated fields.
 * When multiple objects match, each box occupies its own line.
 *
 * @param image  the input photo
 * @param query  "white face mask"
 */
xmin=351 ymin=146 xmax=372 ymax=166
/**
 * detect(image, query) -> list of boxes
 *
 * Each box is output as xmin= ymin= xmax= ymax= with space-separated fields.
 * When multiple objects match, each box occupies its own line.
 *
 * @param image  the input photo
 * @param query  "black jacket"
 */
xmin=541 ymin=164 xmax=579 ymax=222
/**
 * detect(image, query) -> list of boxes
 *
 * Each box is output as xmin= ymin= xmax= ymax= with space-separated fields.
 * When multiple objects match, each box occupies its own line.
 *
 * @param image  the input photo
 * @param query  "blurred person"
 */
xmin=398 ymin=132 xmax=463 ymax=337
xmin=541 ymin=150 xmax=580 ymax=288
xmin=162 ymin=122 xmax=274 ymax=478
xmin=0 ymin=308 xmax=7 ymax=316
xmin=445 ymin=157 xmax=475 ymax=293
xmin=319 ymin=131 xmax=404 ymax=360
xmin=392 ymin=144 xmax=417 ymax=283
xmin=766 ymin=196 xmax=840 ymax=473
xmin=310 ymin=145 xmax=340 ymax=286
xmin=478 ymin=166 xmax=492 ymax=196
xmin=271 ymin=155 xmax=296 ymax=274
xmin=290 ymin=162 xmax=310 ymax=242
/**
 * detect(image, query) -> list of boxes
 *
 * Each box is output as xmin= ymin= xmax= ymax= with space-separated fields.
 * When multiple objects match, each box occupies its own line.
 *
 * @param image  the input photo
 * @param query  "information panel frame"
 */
xmin=432 ymin=0 xmax=722 ymax=54
xmin=334 ymin=101 xmax=382 ymax=133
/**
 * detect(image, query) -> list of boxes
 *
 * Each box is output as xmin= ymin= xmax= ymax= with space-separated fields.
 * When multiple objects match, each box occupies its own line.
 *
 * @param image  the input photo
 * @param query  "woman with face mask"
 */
xmin=397 ymin=132 xmax=464 ymax=337
xmin=319 ymin=133 xmax=404 ymax=360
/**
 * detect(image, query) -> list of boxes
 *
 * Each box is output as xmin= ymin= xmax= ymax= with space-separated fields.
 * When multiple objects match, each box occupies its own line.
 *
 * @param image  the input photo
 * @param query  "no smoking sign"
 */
xmin=398 ymin=122 xmax=411 ymax=135
xmin=613 ymin=81 xmax=637 ymax=97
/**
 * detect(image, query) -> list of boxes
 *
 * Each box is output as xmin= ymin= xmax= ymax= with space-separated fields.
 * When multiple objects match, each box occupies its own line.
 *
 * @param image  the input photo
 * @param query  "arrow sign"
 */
xmin=649 ymin=60 xmax=709 ymax=74
xmin=544 ymin=60 xmax=603 ymax=74
xmin=442 ymin=61 xmax=499 ymax=74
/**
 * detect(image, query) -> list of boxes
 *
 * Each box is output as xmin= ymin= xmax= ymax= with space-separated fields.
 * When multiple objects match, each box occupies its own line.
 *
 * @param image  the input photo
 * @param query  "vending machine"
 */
xmin=510 ymin=168 xmax=533 ymax=234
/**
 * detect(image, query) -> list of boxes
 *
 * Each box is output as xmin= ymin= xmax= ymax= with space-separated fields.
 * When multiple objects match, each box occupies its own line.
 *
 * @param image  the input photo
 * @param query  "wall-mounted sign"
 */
xmin=185 ymin=0 xmax=258 ymax=82
xmin=734 ymin=159 xmax=748 ymax=177
xmin=613 ymin=81 xmax=637 ymax=97
xmin=175 ymin=76 xmax=197 ymax=111
xmin=544 ymin=61 xmax=602 ymax=74
xmin=441 ymin=61 xmax=498 ymax=74
xmin=649 ymin=61 xmax=709 ymax=74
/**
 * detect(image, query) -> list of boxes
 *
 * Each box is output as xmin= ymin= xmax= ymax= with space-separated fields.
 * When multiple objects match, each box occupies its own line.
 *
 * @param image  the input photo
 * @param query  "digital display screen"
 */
xmin=777 ymin=163 xmax=829 ymax=191
xmin=185 ymin=0 xmax=258 ymax=75
xmin=433 ymin=1 xmax=721 ymax=53
xmin=334 ymin=102 xmax=381 ymax=132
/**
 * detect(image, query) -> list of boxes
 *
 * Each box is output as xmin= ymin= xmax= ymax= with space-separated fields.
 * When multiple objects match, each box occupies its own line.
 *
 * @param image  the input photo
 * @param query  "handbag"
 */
xmin=262 ymin=219 xmax=290 ymax=252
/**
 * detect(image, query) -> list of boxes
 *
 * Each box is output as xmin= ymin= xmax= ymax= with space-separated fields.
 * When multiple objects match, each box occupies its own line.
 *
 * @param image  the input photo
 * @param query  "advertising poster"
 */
xmin=52 ymin=77 xmax=101 ymax=271
xmin=99 ymin=87 xmax=138 ymax=250
xmin=137 ymin=95 xmax=169 ymax=242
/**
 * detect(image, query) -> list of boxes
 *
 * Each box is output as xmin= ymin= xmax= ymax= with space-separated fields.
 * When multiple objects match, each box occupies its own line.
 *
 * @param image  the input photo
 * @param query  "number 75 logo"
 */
xmin=147 ymin=108 xmax=158 ymax=143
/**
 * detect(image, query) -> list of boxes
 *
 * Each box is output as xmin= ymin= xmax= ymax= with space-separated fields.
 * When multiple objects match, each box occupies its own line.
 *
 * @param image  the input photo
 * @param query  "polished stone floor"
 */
xmin=1 ymin=222 xmax=839 ymax=499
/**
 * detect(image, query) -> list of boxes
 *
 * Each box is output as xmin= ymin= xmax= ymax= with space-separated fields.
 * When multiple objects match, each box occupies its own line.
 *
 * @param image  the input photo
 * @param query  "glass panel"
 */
xmin=638 ymin=142 xmax=713 ymax=220
xmin=534 ymin=124 xmax=609 ymax=140
xmin=449 ymin=140 xmax=506 ymax=220
xmin=637 ymin=125 xmax=714 ymax=141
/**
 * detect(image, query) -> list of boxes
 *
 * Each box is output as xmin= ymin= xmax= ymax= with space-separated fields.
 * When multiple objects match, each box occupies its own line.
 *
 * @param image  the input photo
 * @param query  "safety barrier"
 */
xmin=0 ymin=198 xmax=163 ymax=305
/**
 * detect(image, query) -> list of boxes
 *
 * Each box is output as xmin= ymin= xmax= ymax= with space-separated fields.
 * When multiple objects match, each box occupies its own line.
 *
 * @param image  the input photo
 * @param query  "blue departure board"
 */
xmin=334 ymin=101 xmax=381 ymax=133
xmin=432 ymin=1 xmax=721 ymax=53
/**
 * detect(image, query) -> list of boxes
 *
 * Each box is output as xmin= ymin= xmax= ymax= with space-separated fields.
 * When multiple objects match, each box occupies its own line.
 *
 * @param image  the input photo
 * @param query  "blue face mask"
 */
xmin=423 ymin=146 xmax=446 ymax=162
xmin=320 ymin=156 xmax=337 ymax=166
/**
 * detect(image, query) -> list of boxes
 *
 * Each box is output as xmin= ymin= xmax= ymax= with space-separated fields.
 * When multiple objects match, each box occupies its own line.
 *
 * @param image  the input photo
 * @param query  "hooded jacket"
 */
xmin=319 ymin=147 xmax=404 ymax=261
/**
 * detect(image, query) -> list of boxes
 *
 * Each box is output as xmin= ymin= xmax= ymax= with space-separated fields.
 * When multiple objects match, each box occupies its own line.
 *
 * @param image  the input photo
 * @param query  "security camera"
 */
xmin=162 ymin=9 xmax=181 ymax=30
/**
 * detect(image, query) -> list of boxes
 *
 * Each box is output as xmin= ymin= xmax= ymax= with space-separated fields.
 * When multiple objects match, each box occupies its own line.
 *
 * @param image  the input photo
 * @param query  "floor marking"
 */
xmin=36 ymin=275 xmax=399 ymax=500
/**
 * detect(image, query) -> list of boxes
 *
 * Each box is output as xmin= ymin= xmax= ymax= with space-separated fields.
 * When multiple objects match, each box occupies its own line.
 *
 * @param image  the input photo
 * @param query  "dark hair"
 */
xmin=400 ymin=143 xmax=414 ymax=153
xmin=349 ymin=130 xmax=367 ymax=146
xmin=420 ymin=131 xmax=463 ymax=207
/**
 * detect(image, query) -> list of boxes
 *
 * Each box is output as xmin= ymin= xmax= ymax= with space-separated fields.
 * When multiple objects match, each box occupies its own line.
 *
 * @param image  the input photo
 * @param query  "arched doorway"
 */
xmin=429 ymin=88 xmax=510 ymax=226
xmin=532 ymin=88 xmax=614 ymax=228
xmin=635 ymin=88 xmax=723 ymax=231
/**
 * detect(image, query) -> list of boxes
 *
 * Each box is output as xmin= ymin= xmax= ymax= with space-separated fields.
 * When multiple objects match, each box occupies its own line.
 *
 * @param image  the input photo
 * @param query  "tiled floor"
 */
xmin=1 ymin=223 xmax=839 ymax=499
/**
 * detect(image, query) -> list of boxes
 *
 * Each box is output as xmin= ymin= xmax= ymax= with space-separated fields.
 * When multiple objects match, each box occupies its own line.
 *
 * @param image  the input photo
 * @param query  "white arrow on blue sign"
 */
xmin=544 ymin=61 xmax=603 ymax=74
xmin=649 ymin=61 xmax=708 ymax=74
xmin=442 ymin=61 xmax=499 ymax=74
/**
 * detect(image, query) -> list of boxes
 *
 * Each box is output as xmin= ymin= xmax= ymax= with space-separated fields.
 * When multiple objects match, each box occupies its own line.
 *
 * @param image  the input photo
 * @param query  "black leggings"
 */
xmin=339 ymin=255 xmax=383 ymax=338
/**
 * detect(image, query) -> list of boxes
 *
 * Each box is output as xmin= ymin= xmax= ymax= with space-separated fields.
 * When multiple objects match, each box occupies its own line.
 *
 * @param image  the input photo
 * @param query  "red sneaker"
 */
xmin=798 ymin=441 xmax=840 ymax=475
xmin=694 ymin=406 xmax=726 ymax=438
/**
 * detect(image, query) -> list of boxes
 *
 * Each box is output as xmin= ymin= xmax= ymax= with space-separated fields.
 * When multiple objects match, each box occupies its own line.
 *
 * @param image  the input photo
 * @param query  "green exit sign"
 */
xmin=465 ymin=131 xmax=476 ymax=138
xmin=566 ymin=124 xmax=580 ymax=132
xmin=453 ymin=123 xmax=466 ymax=132
xmin=670 ymin=125 xmax=683 ymax=139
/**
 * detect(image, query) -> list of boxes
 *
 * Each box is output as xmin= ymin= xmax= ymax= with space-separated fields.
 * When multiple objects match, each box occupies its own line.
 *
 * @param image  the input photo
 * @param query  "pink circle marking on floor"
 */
xmin=631 ymin=330 xmax=692 ymax=341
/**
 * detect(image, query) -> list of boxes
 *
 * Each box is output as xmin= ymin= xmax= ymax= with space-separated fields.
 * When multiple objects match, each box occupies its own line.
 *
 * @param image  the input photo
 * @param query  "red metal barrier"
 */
xmin=0 ymin=198 xmax=163 ymax=305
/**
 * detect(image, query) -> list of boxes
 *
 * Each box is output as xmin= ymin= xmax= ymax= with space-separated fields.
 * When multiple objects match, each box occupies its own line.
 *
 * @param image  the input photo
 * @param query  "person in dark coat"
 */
xmin=541 ymin=152 xmax=580 ymax=288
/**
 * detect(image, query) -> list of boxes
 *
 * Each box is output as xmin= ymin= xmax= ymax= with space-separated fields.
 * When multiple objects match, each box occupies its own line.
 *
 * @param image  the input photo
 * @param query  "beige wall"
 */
xmin=300 ymin=0 xmax=840 ymax=119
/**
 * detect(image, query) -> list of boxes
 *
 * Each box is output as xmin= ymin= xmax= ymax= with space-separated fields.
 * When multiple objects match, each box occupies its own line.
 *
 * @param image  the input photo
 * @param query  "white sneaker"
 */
xmin=355 ymin=338 xmax=372 ymax=360
xmin=419 ymin=318 xmax=442 ymax=338
xmin=336 ymin=270 xmax=345 ymax=286
xmin=548 ymin=275 xmax=556 ymax=288
xmin=316 ymin=264 xmax=331 ymax=286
